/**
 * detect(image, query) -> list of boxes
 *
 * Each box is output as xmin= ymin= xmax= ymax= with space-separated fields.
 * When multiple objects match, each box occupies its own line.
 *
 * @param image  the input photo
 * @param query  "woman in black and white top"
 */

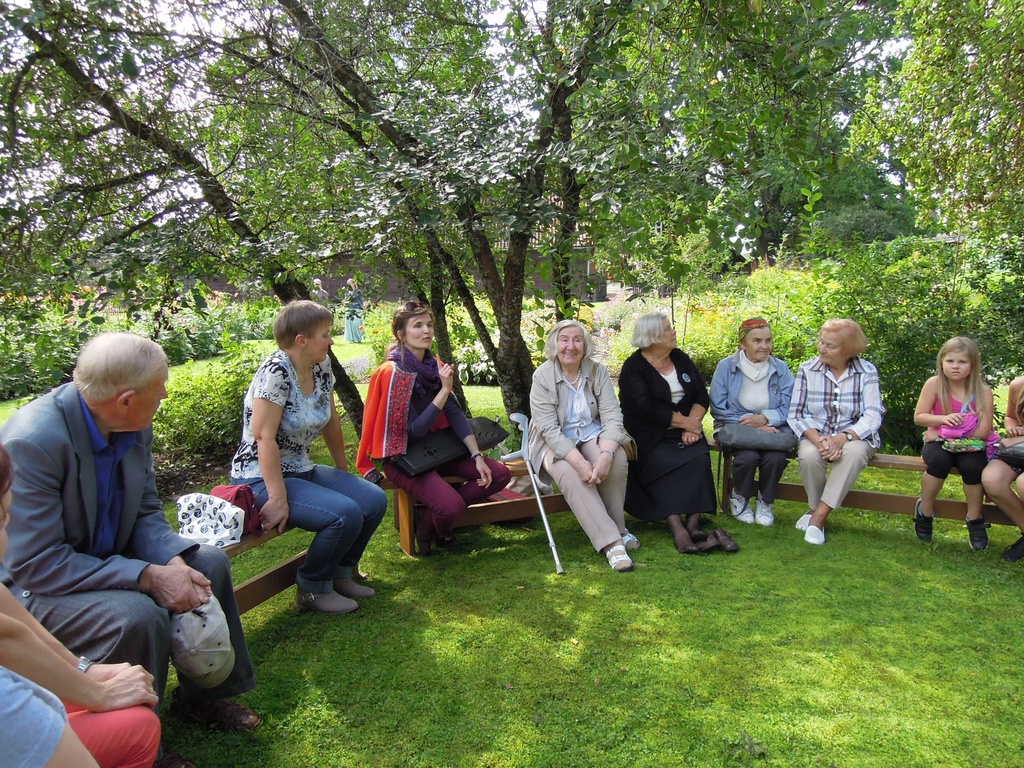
xmin=230 ymin=300 xmax=387 ymax=615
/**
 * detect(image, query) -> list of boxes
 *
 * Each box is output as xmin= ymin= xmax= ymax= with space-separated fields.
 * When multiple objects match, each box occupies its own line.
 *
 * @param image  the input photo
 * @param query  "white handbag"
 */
xmin=176 ymin=493 xmax=244 ymax=548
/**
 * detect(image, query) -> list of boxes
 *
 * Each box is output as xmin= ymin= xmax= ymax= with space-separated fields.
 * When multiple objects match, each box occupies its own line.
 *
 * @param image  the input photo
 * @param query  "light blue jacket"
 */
xmin=709 ymin=351 xmax=795 ymax=433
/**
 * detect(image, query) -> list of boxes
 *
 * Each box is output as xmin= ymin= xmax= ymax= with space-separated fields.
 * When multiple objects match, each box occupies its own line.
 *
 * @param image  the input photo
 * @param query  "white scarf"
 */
xmin=737 ymin=350 xmax=771 ymax=382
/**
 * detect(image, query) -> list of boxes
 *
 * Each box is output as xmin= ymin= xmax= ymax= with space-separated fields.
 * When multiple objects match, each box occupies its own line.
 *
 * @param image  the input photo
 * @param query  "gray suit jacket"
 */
xmin=0 ymin=382 xmax=194 ymax=595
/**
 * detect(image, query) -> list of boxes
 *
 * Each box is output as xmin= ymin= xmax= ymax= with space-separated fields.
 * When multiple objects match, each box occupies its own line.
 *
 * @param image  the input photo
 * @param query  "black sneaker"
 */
xmin=914 ymin=499 xmax=933 ymax=542
xmin=1002 ymin=536 xmax=1024 ymax=562
xmin=966 ymin=517 xmax=990 ymax=551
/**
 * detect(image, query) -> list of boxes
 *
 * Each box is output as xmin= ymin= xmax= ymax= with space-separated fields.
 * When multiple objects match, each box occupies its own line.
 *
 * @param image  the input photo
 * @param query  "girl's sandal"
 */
xmin=605 ymin=544 xmax=634 ymax=572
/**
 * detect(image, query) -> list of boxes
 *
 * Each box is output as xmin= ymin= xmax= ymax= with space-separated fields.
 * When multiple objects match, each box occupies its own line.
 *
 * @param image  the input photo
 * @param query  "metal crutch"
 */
xmin=502 ymin=412 xmax=566 ymax=575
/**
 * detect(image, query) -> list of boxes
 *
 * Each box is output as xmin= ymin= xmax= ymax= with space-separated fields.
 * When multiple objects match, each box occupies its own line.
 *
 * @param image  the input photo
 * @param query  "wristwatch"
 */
xmin=843 ymin=431 xmax=855 ymax=442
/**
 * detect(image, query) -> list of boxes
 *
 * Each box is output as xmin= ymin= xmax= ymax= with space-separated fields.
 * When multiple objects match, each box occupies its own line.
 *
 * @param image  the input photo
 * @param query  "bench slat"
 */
xmin=227 ymin=444 xmax=1011 ymax=613
xmin=718 ymin=451 xmax=1013 ymax=526
xmin=223 ymin=527 xmax=290 ymax=558
xmin=771 ymin=482 xmax=1010 ymax=525
xmin=458 ymin=493 xmax=571 ymax=527
xmin=232 ymin=550 xmax=307 ymax=614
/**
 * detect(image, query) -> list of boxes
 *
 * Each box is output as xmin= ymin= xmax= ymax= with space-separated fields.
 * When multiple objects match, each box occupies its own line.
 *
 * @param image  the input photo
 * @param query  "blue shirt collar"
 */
xmin=78 ymin=394 xmax=136 ymax=458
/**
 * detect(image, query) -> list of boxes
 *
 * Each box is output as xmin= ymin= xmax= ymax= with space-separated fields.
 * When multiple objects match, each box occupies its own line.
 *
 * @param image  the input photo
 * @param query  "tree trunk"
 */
xmin=427 ymin=254 xmax=469 ymax=414
xmin=274 ymin=0 xmax=628 ymax=421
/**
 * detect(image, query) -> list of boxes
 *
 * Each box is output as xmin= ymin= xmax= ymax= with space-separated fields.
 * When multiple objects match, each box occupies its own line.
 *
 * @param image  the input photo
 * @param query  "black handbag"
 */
xmin=391 ymin=417 xmax=510 ymax=477
xmin=716 ymin=422 xmax=798 ymax=452
xmin=995 ymin=440 xmax=1024 ymax=464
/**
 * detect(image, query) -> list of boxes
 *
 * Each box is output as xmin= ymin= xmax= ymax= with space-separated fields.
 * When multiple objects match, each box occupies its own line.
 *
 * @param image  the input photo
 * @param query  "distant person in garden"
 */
xmin=529 ymin=319 xmax=639 ymax=571
xmin=912 ymin=337 xmax=997 ymax=550
xmin=710 ymin=317 xmax=795 ymax=528
xmin=230 ymin=300 xmax=387 ymax=615
xmin=0 ymin=333 xmax=260 ymax=768
xmin=788 ymin=319 xmax=885 ymax=545
xmin=311 ymin=278 xmax=329 ymax=302
xmin=620 ymin=312 xmax=734 ymax=554
xmin=343 ymin=278 xmax=365 ymax=343
xmin=357 ymin=301 xmax=510 ymax=555
xmin=0 ymin=442 xmax=161 ymax=768
xmin=982 ymin=375 xmax=1024 ymax=560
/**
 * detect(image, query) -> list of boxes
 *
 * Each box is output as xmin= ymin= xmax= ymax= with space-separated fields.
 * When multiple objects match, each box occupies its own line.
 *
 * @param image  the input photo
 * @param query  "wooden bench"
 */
xmin=224 ymin=527 xmax=306 ymax=614
xmin=220 ymin=460 xmax=569 ymax=608
xmin=383 ymin=459 xmax=571 ymax=557
xmin=223 ymin=442 xmax=1013 ymax=609
xmin=716 ymin=448 xmax=1014 ymax=526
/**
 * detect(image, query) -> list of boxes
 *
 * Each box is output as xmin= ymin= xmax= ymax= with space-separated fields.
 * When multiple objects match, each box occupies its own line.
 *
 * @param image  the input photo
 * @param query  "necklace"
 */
xmin=643 ymin=350 xmax=672 ymax=372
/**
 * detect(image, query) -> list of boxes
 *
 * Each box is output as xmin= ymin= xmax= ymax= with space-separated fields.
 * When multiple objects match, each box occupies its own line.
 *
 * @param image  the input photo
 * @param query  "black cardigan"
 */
xmin=618 ymin=347 xmax=711 ymax=461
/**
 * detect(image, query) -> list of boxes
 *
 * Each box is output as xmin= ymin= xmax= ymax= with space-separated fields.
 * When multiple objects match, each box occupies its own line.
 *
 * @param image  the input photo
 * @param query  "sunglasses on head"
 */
xmin=403 ymin=301 xmax=429 ymax=311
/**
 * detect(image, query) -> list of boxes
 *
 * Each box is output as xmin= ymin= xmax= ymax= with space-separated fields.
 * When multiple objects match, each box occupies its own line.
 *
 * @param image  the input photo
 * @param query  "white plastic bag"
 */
xmin=176 ymin=493 xmax=244 ymax=548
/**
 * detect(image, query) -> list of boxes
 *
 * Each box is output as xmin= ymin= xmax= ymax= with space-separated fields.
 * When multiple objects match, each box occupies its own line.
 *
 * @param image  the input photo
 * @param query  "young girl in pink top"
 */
xmin=912 ymin=336 xmax=998 ymax=550
xmin=982 ymin=376 xmax=1024 ymax=561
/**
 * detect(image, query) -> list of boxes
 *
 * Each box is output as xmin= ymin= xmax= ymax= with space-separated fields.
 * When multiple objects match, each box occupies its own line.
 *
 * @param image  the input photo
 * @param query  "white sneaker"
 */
xmin=754 ymin=497 xmax=775 ymax=527
xmin=729 ymin=493 xmax=755 ymax=524
xmin=804 ymin=525 xmax=826 ymax=545
xmin=795 ymin=512 xmax=812 ymax=531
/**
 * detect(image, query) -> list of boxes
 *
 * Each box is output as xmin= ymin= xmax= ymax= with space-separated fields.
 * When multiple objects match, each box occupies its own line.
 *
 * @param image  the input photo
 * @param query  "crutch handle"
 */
xmin=500 ymin=412 xmax=531 ymax=463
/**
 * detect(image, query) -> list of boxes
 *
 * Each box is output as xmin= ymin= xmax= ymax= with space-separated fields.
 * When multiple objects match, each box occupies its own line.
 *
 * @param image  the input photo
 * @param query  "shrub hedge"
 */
xmin=0 ymin=294 xmax=279 ymax=400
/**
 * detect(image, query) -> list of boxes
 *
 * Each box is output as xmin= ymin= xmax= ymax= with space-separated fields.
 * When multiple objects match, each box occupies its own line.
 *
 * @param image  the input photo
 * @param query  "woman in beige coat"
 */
xmin=529 ymin=320 xmax=637 ymax=571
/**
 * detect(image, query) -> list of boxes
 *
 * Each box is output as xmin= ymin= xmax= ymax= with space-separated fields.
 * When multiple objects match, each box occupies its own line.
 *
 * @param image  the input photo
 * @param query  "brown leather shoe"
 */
xmin=712 ymin=528 xmax=740 ymax=553
xmin=154 ymin=752 xmax=197 ymax=768
xmin=170 ymin=688 xmax=261 ymax=732
xmin=696 ymin=535 xmax=722 ymax=553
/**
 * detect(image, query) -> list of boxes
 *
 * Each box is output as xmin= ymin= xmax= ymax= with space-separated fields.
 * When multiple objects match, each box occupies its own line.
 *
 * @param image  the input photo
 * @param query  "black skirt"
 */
xmin=625 ymin=433 xmax=716 ymax=521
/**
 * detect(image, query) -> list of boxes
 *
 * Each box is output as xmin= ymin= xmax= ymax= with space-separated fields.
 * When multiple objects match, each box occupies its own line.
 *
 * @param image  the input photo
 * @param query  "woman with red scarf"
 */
xmin=358 ymin=302 xmax=511 ymax=555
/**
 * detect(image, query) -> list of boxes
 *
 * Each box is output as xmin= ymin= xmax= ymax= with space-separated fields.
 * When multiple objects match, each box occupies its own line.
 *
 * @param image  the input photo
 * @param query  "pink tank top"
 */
xmin=932 ymin=394 xmax=999 ymax=456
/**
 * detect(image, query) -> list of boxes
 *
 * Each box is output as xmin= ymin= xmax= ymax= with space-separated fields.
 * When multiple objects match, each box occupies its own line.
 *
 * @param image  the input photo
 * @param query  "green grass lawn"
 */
xmin=4 ymin=366 xmax=1024 ymax=766
xmin=162 ymin=386 xmax=1024 ymax=768
xmin=172 ymin=463 xmax=1024 ymax=768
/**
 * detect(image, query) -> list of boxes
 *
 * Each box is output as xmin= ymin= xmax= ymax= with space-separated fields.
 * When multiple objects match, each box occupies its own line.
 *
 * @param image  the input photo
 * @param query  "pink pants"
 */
xmin=67 ymin=703 xmax=161 ymax=768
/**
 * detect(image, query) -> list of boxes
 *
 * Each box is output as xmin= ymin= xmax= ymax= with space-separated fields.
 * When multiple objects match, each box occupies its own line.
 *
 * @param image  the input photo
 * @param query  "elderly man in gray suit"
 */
xmin=0 ymin=333 xmax=259 ymax=768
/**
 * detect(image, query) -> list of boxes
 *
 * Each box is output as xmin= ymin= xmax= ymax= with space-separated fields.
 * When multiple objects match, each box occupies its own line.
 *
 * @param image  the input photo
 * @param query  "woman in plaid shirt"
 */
xmin=787 ymin=319 xmax=885 ymax=545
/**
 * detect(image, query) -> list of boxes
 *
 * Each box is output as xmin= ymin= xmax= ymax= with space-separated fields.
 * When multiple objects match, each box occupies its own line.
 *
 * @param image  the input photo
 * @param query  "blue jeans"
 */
xmin=239 ymin=466 xmax=387 ymax=594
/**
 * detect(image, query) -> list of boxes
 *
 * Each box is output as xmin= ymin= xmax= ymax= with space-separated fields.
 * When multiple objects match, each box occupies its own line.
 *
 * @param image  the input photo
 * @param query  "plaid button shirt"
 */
xmin=787 ymin=356 xmax=885 ymax=449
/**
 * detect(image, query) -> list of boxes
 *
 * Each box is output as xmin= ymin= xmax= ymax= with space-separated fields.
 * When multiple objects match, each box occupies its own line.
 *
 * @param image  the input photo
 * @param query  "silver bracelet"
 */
xmin=601 ymin=449 xmax=615 ymax=458
xmin=77 ymin=656 xmax=93 ymax=673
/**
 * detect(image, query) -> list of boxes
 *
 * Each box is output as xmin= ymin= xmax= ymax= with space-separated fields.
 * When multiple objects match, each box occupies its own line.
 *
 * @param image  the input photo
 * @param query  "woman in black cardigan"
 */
xmin=619 ymin=312 xmax=729 ymax=553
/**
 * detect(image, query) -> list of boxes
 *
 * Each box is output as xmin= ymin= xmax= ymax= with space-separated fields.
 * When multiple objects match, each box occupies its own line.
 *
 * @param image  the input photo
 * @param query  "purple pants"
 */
xmin=383 ymin=456 xmax=512 ymax=539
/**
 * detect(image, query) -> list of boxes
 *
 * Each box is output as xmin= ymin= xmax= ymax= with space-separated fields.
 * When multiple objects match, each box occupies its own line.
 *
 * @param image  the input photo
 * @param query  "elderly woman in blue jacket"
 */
xmin=710 ymin=318 xmax=795 ymax=527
